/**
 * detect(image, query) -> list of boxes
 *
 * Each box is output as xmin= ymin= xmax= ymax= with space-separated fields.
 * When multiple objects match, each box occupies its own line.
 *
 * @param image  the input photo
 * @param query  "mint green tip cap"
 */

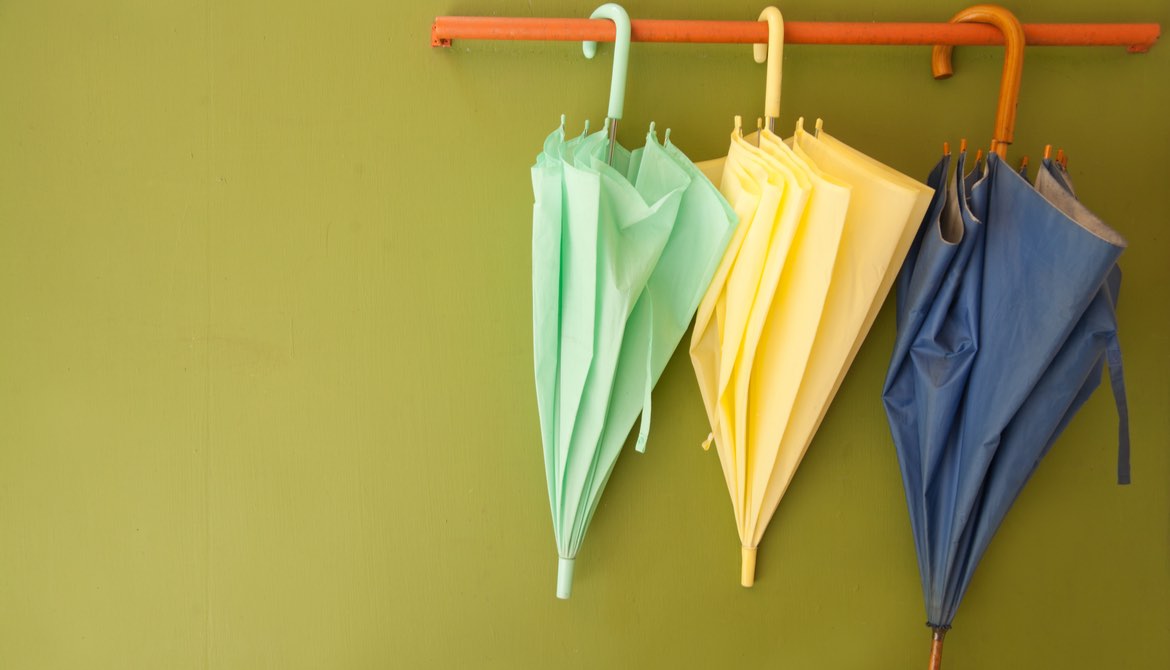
xmin=556 ymin=557 xmax=575 ymax=599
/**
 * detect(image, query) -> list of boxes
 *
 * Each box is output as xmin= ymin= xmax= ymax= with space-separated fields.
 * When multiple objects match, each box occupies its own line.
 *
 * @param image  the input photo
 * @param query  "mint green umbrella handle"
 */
xmin=582 ymin=3 xmax=630 ymax=121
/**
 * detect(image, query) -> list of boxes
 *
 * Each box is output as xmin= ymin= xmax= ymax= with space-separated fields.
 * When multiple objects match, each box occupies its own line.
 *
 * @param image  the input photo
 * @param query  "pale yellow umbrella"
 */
xmin=690 ymin=7 xmax=854 ymax=586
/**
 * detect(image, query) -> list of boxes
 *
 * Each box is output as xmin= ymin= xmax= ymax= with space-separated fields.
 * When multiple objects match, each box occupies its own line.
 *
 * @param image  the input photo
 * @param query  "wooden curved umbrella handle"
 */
xmin=931 ymin=4 xmax=1026 ymax=158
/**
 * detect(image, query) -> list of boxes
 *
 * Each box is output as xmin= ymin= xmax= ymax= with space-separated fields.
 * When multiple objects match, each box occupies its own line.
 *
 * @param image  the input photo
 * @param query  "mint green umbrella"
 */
xmin=531 ymin=3 xmax=737 ymax=598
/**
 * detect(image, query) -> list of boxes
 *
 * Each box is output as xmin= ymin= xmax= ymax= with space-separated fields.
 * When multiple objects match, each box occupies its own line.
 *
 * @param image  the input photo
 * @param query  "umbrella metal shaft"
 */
xmin=432 ymin=18 xmax=1160 ymax=53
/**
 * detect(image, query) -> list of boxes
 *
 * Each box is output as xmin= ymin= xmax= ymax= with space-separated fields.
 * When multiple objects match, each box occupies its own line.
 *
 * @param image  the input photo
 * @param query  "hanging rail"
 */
xmin=431 ymin=17 xmax=1160 ymax=53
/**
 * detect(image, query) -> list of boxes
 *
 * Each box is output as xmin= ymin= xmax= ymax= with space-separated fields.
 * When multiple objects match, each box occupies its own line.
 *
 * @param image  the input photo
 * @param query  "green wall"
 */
xmin=1 ymin=1 xmax=1167 ymax=667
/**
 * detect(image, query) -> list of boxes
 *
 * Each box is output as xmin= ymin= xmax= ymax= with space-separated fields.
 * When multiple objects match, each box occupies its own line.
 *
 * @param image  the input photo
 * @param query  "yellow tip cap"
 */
xmin=741 ymin=546 xmax=757 ymax=587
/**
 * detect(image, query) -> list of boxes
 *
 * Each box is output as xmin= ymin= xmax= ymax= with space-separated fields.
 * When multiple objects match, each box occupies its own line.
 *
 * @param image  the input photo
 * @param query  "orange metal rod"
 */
xmin=431 ymin=17 xmax=1160 ymax=52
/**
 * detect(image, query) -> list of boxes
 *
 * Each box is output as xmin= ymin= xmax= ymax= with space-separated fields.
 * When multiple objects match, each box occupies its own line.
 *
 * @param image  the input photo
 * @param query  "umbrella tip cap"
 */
xmin=556 ymin=557 xmax=575 ymax=599
xmin=740 ymin=546 xmax=757 ymax=587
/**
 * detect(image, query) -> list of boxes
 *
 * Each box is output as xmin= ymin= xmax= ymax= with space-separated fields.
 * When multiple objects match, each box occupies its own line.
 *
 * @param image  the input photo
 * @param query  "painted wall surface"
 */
xmin=1 ymin=1 xmax=1167 ymax=668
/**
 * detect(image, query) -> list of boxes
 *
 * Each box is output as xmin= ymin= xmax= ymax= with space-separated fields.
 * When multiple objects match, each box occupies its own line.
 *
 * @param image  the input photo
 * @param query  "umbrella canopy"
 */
xmin=884 ymin=150 xmax=1129 ymax=644
xmin=532 ymin=4 xmax=738 ymax=599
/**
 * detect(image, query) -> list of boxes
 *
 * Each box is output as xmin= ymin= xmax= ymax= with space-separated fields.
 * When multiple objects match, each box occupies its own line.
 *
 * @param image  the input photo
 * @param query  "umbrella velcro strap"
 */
xmin=1107 ymin=332 xmax=1131 ymax=485
xmin=635 ymin=296 xmax=654 ymax=454
xmin=634 ymin=393 xmax=651 ymax=453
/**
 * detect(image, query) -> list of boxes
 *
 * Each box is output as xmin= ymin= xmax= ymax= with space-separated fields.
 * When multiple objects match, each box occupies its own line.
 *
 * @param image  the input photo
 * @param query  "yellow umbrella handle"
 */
xmin=754 ymin=7 xmax=785 ymax=133
xmin=931 ymin=4 xmax=1026 ymax=159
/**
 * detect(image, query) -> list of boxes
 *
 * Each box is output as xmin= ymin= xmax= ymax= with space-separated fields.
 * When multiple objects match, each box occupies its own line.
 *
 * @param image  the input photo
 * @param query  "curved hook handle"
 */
xmin=582 ymin=3 xmax=630 ymax=121
xmin=931 ymin=4 xmax=1025 ymax=158
xmin=753 ymin=7 xmax=784 ymax=127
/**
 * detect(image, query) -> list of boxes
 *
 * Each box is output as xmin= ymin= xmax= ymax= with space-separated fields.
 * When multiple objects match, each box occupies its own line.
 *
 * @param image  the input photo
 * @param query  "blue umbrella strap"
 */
xmin=635 ymin=297 xmax=654 ymax=454
xmin=1107 ymin=332 xmax=1131 ymax=485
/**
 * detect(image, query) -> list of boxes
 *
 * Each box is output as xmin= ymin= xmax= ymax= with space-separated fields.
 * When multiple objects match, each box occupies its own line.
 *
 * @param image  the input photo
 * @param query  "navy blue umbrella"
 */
xmin=884 ymin=151 xmax=1129 ymax=666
